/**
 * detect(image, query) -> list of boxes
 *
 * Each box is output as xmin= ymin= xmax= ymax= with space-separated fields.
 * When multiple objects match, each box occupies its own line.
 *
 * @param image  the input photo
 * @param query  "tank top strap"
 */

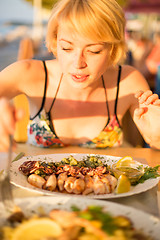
xmin=102 ymin=75 xmax=110 ymax=123
xmin=48 ymin=73 xmax=63 ymax=113
xmin=102 ymin=65 xmax=122 ymax=126
xmin=30 ymin=60 xmax=48 ymax=120
xmin=114 ymin=65 xmax=122 ymax=119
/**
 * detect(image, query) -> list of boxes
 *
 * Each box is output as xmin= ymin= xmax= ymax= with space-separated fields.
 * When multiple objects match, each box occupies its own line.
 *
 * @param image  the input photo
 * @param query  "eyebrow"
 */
xmin=59 ymin=39 xmax=104 ymax=47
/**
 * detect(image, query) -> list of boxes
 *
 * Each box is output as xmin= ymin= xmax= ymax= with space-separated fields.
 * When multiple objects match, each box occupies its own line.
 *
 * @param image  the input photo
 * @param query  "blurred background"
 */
xmin=0 ymin=0 xmax=54 ymax=70
xmin=0 ymin=0 xmax=160 ymax=70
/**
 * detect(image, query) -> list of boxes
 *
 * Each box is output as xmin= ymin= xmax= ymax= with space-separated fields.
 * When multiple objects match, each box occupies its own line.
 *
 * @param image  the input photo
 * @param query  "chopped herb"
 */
xmin=72 ymin=205 xmax=123 ymax=235
xmin=12 ymin=152 xmax=25 ymax=162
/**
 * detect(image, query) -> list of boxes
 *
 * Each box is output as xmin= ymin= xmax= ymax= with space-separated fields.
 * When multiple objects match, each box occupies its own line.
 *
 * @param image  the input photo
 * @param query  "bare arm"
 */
xmin=133 ymin=90 xmax=160 ymax=149
xmin=0 ymin=60 xmax=33 ymax=99
xmin=0 ymin=59 xmax=43 ymax=151
xmin=127 ymin=68 xmax=160 ymax=149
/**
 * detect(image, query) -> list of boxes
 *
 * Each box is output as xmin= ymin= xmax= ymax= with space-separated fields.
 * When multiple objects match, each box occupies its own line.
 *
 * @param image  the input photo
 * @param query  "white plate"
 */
xmin=0 ymin=196 xmax=160 ymax=239
xmin=10 ymin=153 xmax=160 ymax=199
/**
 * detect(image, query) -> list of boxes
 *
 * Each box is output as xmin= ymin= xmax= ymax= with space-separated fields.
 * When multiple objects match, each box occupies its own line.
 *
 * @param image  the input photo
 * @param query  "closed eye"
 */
xmin=62 ymin=48 xmax=72 ymax=51
xmin=89 ymin=50 xmax=102 ymax=54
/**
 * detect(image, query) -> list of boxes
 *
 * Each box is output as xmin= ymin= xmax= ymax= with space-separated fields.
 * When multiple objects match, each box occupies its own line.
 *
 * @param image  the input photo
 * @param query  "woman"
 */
xmin=0 ymin=0 xmax=160 ymax=151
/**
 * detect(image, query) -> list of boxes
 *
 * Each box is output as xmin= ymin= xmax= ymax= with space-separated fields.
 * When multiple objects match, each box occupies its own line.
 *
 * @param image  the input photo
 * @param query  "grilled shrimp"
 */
xmin=49 ymin=209 xmax=77 ymax=228
xmin=93 ymin=175 xmax=106 ymax=195
xmin=49 ymin=210 xmax=109 ymax=240
xmin=64 ymin=176 xmax=76 ymax=193
xmin=83 ymin=175 xmax=94 ymax=195
xmin=44 ymin=173 xmax=57 ymax=191
xmin=104 ymin=174 xmax=117 ymax=191
xmin=72 ymin=178 xmax=85 ymax=194
xmin=27 ymin=174 xmax=46 ymax=188
xmin=57 ymin=172 xmax=68 ymax=191
xmin=100 ymin=177 xmax=111 ymax=194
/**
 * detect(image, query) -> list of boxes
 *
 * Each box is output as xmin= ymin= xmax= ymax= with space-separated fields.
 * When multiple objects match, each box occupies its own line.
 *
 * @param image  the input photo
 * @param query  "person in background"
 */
xmin=132 ymin=37 xmax=153 ymax=69
xmin=135 ymin=32 xmax=160 ymax=91
xmin=0 ymin=0 xmax=160 ymax=151
xmin=145 ymin=32 xmax=160 ymax=77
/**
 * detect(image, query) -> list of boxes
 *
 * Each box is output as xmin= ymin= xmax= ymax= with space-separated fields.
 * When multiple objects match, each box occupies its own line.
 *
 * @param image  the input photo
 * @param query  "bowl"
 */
xmin=111 ymin=163 xmax=144 ymax=184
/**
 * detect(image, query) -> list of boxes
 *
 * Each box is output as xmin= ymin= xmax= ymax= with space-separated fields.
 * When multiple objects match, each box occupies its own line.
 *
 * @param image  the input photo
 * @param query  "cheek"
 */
xmin=89 ymin=55 xmax=110 ymax=74
xmin=57 ymin=51 xmax=69 ymax=71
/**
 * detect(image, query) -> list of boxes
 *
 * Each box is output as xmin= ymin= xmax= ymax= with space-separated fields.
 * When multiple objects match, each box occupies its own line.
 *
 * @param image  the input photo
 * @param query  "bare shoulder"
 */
xmin=0 ymin=59 xmax=53 ymax=98
xmin=0 ymin=59 xmax=43 ymax=86
xmin=120 ymin=65 xmax=150 ymax=92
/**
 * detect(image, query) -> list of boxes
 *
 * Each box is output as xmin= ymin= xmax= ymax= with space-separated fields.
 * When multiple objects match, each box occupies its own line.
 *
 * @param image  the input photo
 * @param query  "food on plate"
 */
xmin=111 ymin=157 xmax=145 ymax=184
xmin=116 ymin=156 xmax=136 ymax=168
xmin=18 ymin=155 xmax=160 ymax=195
xmin=0 ymin=205 xmax=153 ymax=240
xmin=19 ymin=155 xmax=118 ymax=195
xmin=115 ymin=174 xmax=131 ymax=194
xmin=110 ymin=157 xmax=160 ymax=185
xmin=9 ymin=218 xmax=62 ymax=240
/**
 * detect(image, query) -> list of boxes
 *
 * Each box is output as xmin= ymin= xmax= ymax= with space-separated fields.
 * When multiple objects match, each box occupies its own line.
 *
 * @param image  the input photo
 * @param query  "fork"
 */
xmin=0 ymin=136 xmax=25 ymax=222
xmin=0 ymin=135 xmax=15 ymax=213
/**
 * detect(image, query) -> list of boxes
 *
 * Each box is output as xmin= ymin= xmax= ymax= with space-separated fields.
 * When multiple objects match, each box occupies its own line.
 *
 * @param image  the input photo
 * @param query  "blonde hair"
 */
xmin=46 ymin=0 xmax=127 ymax=65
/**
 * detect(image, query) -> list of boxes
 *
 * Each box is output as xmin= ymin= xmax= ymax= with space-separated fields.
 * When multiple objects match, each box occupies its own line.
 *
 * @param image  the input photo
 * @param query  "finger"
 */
xmin=138 ymin=90 xmax=153 ymax=104
xmin=3 ymin=106 xmax=16 ymax=135
xmin=134 ymin=107 xmax=148 ymax=119
xmin=134 ymin=108 xmax=144 ymax=119
xmin=14 ymin=108 xmax=25 ymax=121
xmin=0 ymin=128 xmax=16 ymax=151
xmin=153 ymin=99 xmax=160 ymax=106
xmin=0 ymin=99 xmax=16 ymax=134
xmin=135 ymin=90 xmax=144 ymax=98
xmin=0 ymin=139 xmax=16 ymax=152
xmin=0 ymin=136 xmax=10 ymax=151
xmin=144 ymin=93 xmax=159 ymax=105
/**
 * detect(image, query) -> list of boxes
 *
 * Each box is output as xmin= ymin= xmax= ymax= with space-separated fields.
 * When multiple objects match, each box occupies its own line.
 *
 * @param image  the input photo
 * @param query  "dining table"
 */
xmin=1 ymin=142 xmax=160 ymax=219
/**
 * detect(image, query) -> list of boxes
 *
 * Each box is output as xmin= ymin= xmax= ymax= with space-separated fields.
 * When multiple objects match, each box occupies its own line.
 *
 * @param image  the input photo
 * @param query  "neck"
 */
xmin=62 ymin=75 xmax=103 ymax=101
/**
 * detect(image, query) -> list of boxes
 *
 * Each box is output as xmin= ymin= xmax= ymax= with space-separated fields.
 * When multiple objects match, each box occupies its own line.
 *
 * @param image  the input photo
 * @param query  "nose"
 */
xmin=73 ymin=51 xmax=87 ymax=69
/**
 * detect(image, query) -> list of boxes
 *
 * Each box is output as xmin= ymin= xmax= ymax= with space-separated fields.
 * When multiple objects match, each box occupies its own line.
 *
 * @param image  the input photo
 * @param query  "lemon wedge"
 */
xmin=12 ymin=217 xmax=62 ymax=240
xmin=116 ymin=156 xmax=135 ymax=168
xmin=115 ymin=174 xmax=131 ymax=194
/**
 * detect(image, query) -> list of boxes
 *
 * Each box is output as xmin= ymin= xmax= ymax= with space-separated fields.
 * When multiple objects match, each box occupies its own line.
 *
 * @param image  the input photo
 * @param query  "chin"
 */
xmin=70 ymin=80 xmax=93 ymax=89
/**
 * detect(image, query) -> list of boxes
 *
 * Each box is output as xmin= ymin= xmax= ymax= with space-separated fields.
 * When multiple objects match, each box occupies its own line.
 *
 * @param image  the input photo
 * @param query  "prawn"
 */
xmin=83 ymin=175 xmax=94 ymax=195
xmin=93 ymin=175 xmax=106 ymax=195
xmin=64 ymin=176 xmax=76 ymax=193
xmin=104 ymin=174 xmax=117 ymax=191
xmin=100 ymin=176 xmax=111 ymax=193
xmin=27 ymin=174 xmax=46 ymax=189
xmin=44 ymin=173 xmax=57 ymax=191
xmin=72 ymin=178 xmax=85 ymax=194
xmin=49 ymin=209 xmax=77 ymax=228
xmin=57 ymin=172 xmax=68 ymax=191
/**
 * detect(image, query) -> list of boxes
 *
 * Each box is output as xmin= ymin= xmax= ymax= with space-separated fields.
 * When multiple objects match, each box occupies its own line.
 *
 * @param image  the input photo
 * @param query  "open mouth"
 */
xmin=71 ymin=74 xmax=89 ymax=83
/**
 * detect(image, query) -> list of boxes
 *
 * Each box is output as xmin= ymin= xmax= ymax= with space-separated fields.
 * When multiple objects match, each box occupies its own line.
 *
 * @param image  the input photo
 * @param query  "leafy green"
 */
xmin=133 ymin=165 xmax=160 ymax=185
xmin=72 ymin=205 xmax=120 ymax=235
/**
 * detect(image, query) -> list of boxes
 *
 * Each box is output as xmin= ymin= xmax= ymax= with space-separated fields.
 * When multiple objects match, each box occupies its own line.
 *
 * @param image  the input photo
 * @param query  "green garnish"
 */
xmin=72 ymin=206 xmax=131 ymax=235
xmin=12 ymin=152 xmax=25 ymax=162
xmin=133 ymin=165 xmax=160 ymax=185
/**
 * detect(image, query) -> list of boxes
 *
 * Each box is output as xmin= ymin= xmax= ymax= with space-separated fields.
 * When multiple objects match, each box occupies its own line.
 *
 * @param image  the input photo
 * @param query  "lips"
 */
xmin=71 ymin=74 xmax=89 ymax=83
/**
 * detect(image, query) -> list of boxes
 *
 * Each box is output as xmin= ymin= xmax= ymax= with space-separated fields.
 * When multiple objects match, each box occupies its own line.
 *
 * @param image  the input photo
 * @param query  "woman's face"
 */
xmin=57 ymin=25 xmax=111 ymax=89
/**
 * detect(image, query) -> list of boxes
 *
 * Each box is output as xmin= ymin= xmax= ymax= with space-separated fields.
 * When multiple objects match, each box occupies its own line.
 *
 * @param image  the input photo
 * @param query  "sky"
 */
xmin=0 ymin=0 xmax=34 ymax=24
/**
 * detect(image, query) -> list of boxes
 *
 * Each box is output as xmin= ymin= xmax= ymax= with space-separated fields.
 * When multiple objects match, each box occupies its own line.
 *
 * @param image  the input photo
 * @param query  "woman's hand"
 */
xmin=135 ymin=89 xmax=160 ymax=106
xmin=0 ymin=98 xmax=24 ymax=151
xmin=134 ymin=90 xmax=160 ymax=149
